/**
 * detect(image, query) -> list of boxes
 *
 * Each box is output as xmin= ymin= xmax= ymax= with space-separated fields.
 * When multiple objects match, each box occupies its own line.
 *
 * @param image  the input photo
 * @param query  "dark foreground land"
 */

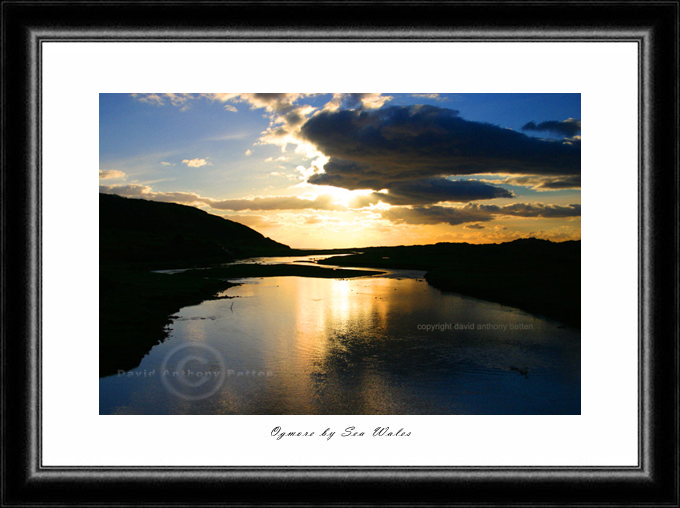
xmin=99 ymin=194 xmax=381 ymax=376
xmin=318 ymin=239 xmax=581 ymax=328
xmin=100 ymin=194 xmax=580 ymax=377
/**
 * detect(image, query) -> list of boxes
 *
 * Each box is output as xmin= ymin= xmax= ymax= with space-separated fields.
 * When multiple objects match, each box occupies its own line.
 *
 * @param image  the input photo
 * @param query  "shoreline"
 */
xmin=99 ymin=262 xmax=385 ymax=377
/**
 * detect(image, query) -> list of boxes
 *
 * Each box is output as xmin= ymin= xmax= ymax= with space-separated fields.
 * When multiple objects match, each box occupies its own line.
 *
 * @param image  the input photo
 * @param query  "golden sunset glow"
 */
xmin=100 ymin=93 xmax=580 ymax=248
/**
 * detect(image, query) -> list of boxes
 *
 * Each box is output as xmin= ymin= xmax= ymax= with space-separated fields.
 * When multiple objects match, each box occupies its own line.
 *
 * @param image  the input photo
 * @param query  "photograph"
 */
xmin=99 ymin=92 xmax=581 ymax=415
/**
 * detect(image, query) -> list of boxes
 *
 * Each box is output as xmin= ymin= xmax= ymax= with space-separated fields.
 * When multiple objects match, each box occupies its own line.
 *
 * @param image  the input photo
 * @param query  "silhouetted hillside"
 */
xmin=99 ymin=193 xmax=292 ymax=376
xmin=100 ymin=193 xmax=289 ymax=268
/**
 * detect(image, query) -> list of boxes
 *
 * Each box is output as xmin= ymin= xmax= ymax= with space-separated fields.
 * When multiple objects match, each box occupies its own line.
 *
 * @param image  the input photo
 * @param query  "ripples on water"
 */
xmin=101 ymin=257 xmax=580 ymax=415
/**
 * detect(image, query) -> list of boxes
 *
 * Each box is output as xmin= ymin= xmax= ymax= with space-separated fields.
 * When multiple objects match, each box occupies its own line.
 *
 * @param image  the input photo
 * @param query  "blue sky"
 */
xmin=100 ymin=93 xmax=581 ymax=248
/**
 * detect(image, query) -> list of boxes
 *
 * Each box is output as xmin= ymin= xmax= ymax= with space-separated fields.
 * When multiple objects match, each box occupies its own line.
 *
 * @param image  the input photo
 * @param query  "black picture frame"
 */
xmin=2 ymin=1 xmax=678 ymax=505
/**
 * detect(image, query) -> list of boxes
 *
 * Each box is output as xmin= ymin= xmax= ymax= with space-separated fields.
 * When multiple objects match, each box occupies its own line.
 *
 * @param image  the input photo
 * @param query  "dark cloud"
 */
xmin=382 ymin=205 xmax=494 ymax=226
xmin=381 ymin=202 xmax=580 ymax=226
xmin=464 ymin=223 xmax=486 ymax=230
xmin=283 ymin=110 xmax=304 ymax=126
xmin=340 ymin=94 xmax=370 ymax=109
xmin=494 ymin=202 xmax=581 ymax=218
xmin=498 ymin=175 xmax=581 ymax=191
xmin=301 ymin=105 xmax=580 ymax=192
xmin=344 ymin=179 xmax=513 ymax=208
xmin=522 ymin=118 xmax=581 ymax=138
xmin=374 ymin=178 xmax=513 ymax=206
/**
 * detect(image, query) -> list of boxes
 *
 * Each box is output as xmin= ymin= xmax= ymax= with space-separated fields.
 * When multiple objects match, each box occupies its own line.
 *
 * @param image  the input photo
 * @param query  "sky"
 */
xmin=100 ymin=93 xmax=581 ymax=249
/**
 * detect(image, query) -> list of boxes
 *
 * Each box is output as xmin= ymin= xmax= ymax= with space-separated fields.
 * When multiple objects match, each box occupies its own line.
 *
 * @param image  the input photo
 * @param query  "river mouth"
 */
xmin=100 ymin=255 xmax=580 ymax=415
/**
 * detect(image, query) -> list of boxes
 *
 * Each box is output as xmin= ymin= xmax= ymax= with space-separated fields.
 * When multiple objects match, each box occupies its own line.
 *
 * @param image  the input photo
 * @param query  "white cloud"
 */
xmin=133 ymin=93 xmax=317 ymax=115
xmin=207 ymin=93 xmax=315 ymax=114
xmin=181 ymin=158 xmax=211 ymax=168
xmin=209 ymin=194 xmax=346 ymax=212
xmin=294 ymin=165 xmax=318 ymax=180
xmin=99 ymin=184 xmax=345 ymax=212
xmin=160 ymin=161 xmax=173 ymax=166
xmin=412 ymin=93 xmax=447 ymax=101
xmin=256 ymin=104 xmax=321 ymax=158
xmin=268 ymin=172 xmax=298 ymax=181
xmin=99 ymin=184 xmax=205 ymax=205
xmin=204 ymin=94 xmax=324 ymax=158
xmin=163 ymin=93 xmax=192 ymax=111
xmin=99 ymin=170 xmax=126 ymax=180
xmin=130 ymin=93 xmax=193 ymax=111
xmin=130 ymin=93 xmax=164 ymax=106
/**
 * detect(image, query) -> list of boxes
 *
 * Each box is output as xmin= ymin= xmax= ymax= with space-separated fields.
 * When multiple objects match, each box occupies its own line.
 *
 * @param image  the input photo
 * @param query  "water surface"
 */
xmin=100 ymin=256 xmax=580 ymax=415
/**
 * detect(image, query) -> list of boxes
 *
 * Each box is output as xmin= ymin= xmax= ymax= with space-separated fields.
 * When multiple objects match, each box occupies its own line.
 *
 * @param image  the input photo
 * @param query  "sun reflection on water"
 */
xmin=100 ymin=266 xmax=580 ymax=415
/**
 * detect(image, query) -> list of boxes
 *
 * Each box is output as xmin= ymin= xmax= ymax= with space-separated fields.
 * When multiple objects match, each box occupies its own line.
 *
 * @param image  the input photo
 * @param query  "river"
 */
xmin=99 ymin=255 xmax=580 ymax=415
